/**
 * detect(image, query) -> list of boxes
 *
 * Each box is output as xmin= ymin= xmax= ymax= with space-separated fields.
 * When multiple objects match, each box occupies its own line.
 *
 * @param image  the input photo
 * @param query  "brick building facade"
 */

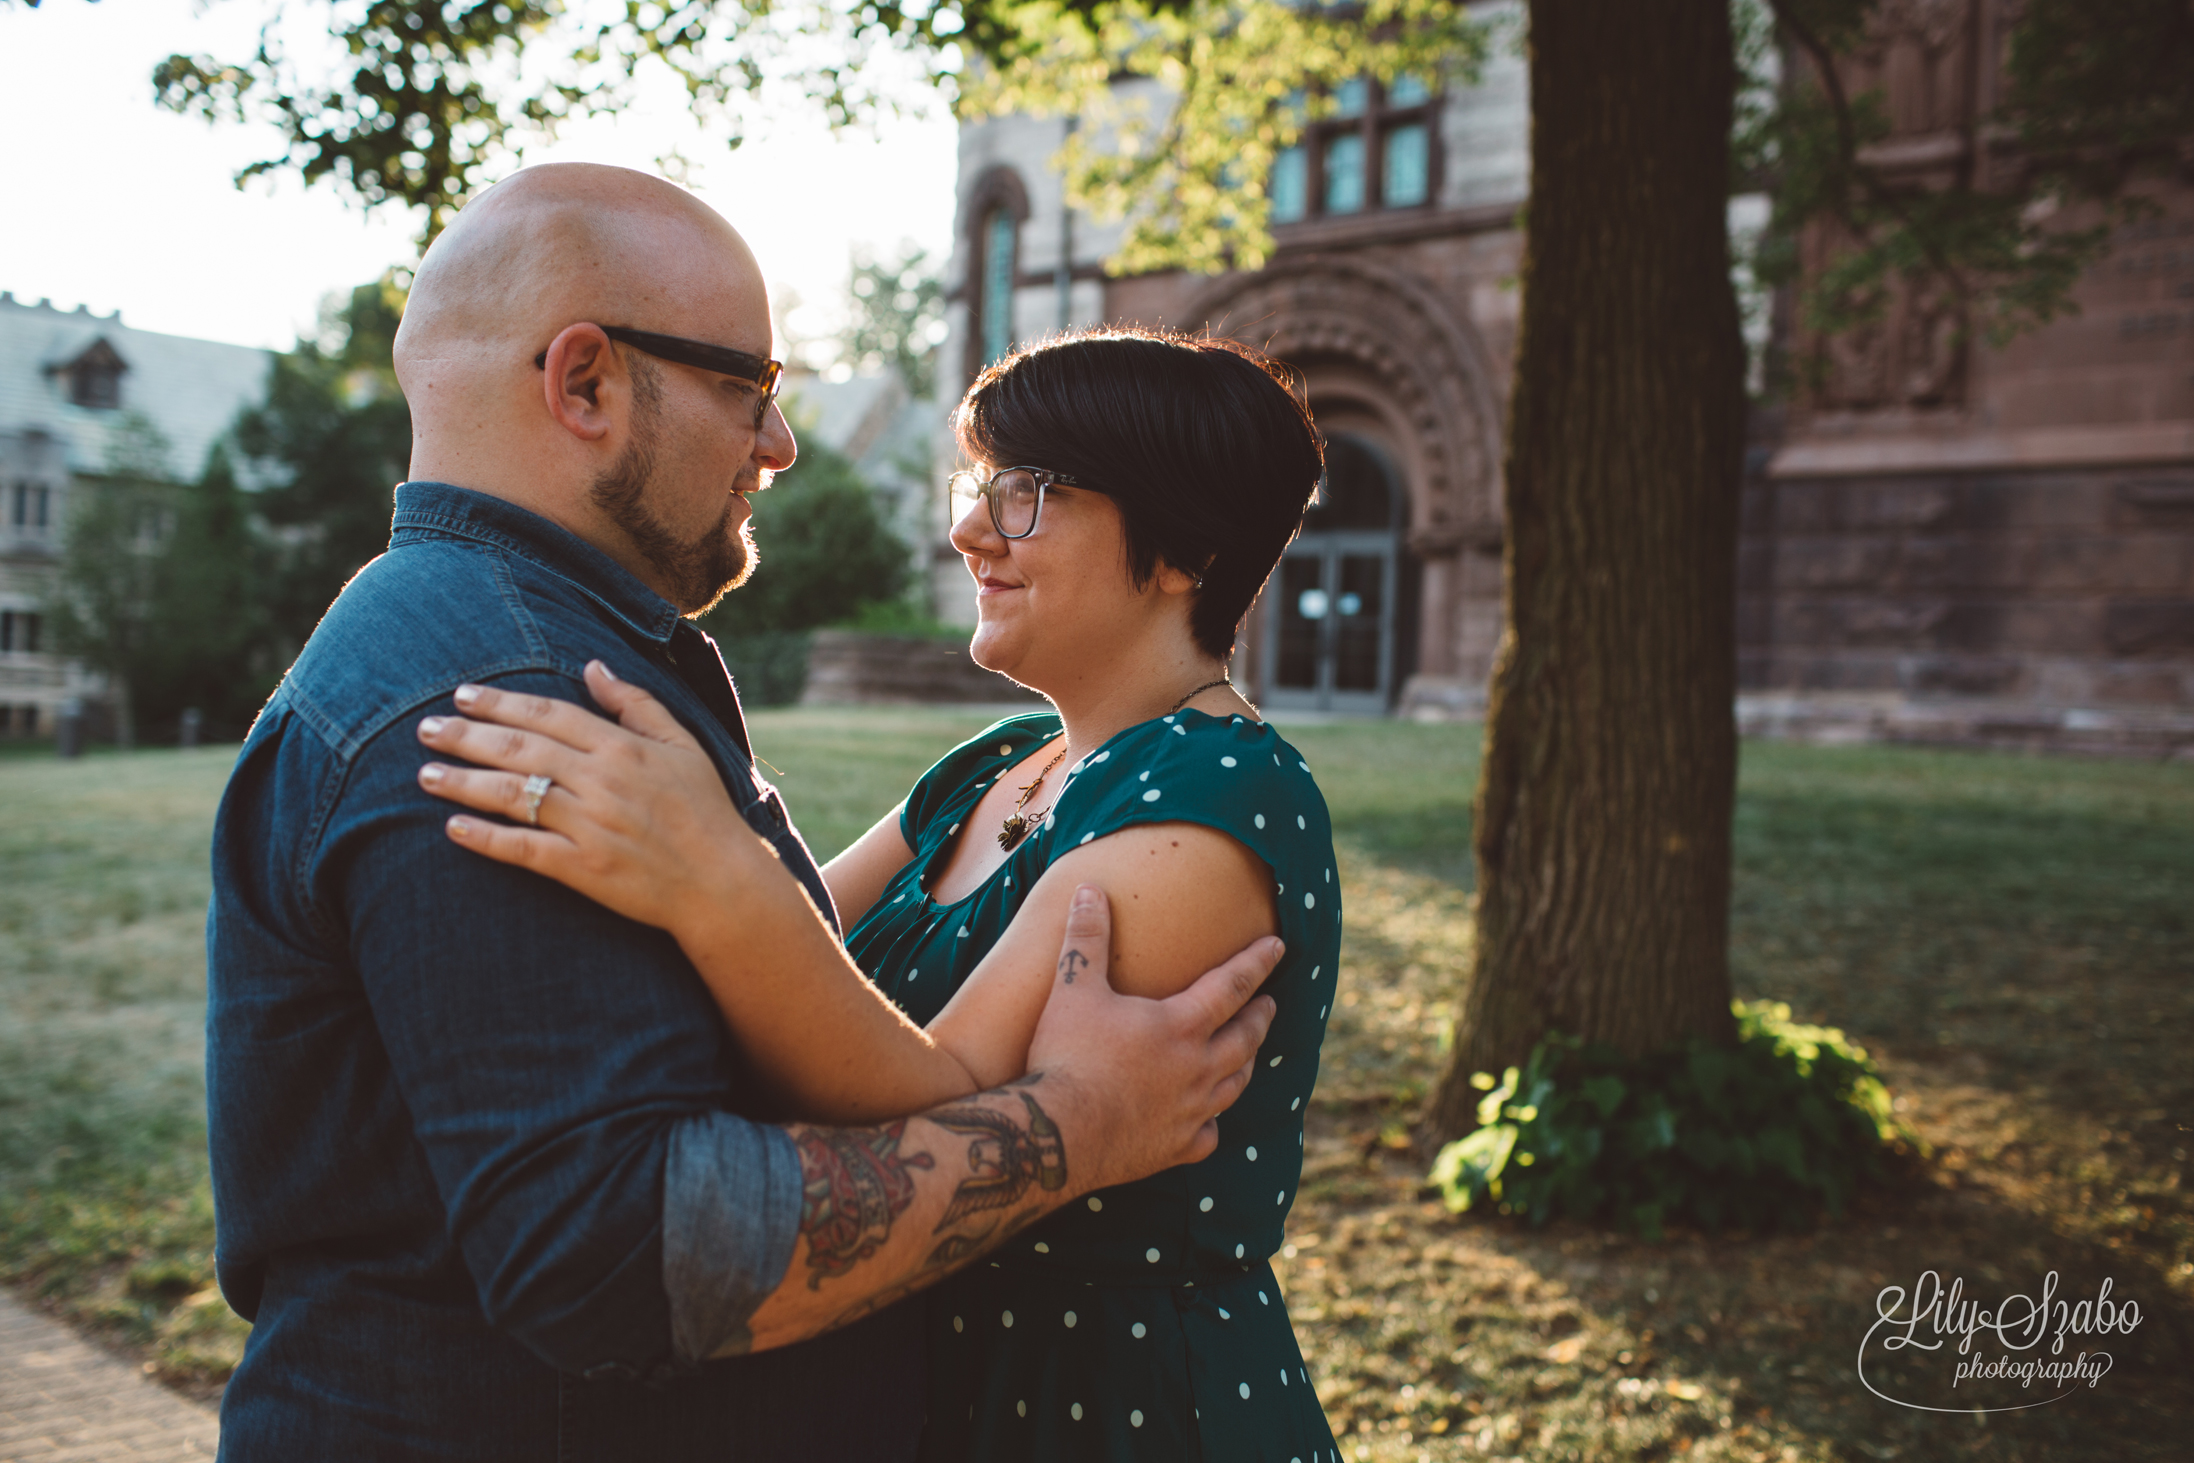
xmin=933 ymin=1 xmax=2194 ymax=746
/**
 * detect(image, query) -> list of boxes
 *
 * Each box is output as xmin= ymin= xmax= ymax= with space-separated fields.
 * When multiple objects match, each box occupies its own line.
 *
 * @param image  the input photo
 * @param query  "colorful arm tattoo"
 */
xmin=792 ymin=1121 xmax=934 ymax=1288
xmin=786 ymin=1084 xmax=1070 ymax=1316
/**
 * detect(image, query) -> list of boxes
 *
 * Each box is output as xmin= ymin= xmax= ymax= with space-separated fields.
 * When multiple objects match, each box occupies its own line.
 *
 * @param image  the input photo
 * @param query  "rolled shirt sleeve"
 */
xmin=664 ymin=1114 xmax=802 ymax=1363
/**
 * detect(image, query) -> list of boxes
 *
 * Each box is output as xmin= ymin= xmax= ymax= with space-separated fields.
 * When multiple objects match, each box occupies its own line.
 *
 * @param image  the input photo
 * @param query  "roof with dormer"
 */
xmin=0 ymin=291 xmax=274 ymax=484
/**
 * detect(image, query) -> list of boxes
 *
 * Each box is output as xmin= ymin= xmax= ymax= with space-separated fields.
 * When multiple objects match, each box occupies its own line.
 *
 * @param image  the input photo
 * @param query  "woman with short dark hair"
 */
xmin=421 ymin=326 xmax=1343 ymax=1460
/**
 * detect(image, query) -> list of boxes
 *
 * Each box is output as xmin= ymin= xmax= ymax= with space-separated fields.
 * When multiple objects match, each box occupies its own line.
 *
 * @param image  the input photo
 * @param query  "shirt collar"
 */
xmin=389 ymin=481 xmax=685 ymax=646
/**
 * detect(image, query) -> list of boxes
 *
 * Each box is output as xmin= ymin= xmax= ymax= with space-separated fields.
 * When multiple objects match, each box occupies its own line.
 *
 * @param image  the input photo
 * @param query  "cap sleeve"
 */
xmin=1041 ymin=712 xmax=1333 ymax=892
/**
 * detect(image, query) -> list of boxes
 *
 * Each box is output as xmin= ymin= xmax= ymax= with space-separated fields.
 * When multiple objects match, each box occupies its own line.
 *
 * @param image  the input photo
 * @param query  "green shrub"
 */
xmin=698 ymin=439 xmax=911 ymax=639
xmin=717 ymin=631 xmax=814 ymax=708
xmin=1429 ymin=1001 xmax=1912 ymax=1238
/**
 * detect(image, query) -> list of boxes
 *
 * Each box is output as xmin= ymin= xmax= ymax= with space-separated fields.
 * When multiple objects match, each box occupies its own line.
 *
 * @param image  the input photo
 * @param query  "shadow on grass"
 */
xmin=1283 ymin=727 xmax=2194 ymax=1459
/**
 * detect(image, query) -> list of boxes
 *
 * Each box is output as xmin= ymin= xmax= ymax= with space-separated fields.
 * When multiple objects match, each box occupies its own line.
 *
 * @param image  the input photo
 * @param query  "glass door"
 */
xmin=1268 ymin=535 xmax=1395 ymax=714
xmin=1262 ymin=433 xmax=1405 ymax=715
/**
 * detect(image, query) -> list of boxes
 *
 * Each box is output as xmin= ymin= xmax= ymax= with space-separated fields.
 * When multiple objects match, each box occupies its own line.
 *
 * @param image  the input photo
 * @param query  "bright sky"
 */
xmin=0 ymin=0 xmax=962 ymax=356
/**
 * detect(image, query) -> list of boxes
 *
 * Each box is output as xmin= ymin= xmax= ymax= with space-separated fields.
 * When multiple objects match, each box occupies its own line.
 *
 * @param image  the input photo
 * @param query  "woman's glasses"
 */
xmin=947 ymin=466 xmax=1081 ymax=539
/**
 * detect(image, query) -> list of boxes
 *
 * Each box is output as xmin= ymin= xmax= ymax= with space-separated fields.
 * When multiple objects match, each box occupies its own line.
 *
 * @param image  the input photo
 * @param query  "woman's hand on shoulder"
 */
xmin=415 ymin=660 xmax=778 ymax=937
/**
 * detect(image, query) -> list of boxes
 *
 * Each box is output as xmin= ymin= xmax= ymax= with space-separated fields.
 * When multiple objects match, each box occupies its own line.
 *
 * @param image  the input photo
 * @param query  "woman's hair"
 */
xmin=952 ymin=327 xmax=1325 ymax=660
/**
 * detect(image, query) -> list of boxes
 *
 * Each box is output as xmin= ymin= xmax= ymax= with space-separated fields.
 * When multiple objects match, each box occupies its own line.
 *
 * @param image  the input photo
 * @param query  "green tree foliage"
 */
xmin=1749 ymin=0 xmax=2194 ymax=347
xmin=47 ymin=416 xmax=175 ymax=748
xmin=840 ymin=244 xmax=946 ymax=398
xmin=695 ymin=437 xmax=914 ymax=704
xmin=133 ymin=0 xmax=2194 ymax=343
xmin=699 ymin=437 xmax=911 ymax=637
xmin=145 ymin=0 xmax=970 ymax=241
xmin=50 ymin=432 xmax=278 ymax=746
xmin=233 ymin=274 xmax=413 ymax=658
xmin=129 ymin=448 xmax=274 ymax=740
xmin=967 ymin=0 xmax=1484 ymax=274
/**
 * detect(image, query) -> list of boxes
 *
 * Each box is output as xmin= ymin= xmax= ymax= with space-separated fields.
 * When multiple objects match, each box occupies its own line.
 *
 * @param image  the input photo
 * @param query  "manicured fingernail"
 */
xmin=1072 ymin=884 xmax=1100 ymax=909
xmin=419 ymin=763 xmax=445 ymax=786
xmin=447 ymin=816 xmax=473 ymax=838
xmin=419 ymin=717 xmax=446 ymax=737
xmin=1267 ymin=938 xmax=1286 ymax=958
xmin=591 ymin=660 xmax=618 ymax=681
xmin=453 ymin=684 xmax=481 ymax=708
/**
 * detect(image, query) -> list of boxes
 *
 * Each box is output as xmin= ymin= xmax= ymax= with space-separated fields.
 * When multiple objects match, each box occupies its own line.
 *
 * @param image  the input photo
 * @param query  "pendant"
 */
xmin=997 ymin=814 xmax=1031 ymax=852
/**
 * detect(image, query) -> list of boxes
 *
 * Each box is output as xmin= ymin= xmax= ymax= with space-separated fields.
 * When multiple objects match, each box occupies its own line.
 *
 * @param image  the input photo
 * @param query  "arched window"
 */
xmin=962 ymin=167 xmax=1031 ymax=386
xmin=981 ymin=207 xmax=1018 ymax=366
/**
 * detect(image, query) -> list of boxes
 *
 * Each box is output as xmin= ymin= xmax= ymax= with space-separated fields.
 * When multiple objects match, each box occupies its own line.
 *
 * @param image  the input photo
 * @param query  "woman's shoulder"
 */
xmin=903 ymin=710 xmax=1063 ymax=838
xmin=1049 ymin=710 xmax=1332 ymax=849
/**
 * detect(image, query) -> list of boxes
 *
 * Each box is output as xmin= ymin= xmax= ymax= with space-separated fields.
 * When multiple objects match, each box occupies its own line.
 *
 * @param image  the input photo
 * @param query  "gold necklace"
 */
xmin=1171 ymin=678 xmax=1232 ymax=713
xmin=996 ymin=679 xmax=1228 ymax=853
xmin=997 ymin=747 xmax=1068 ymax=852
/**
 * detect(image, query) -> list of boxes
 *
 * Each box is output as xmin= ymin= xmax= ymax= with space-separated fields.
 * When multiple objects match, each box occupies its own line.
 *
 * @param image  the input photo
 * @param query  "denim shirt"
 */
xmin=206 ymin=483 xmax=922 ymax=1461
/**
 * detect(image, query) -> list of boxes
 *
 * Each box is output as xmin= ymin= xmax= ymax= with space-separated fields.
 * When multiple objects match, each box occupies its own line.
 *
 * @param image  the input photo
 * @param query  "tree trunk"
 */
xmin=1423 ymin=0 xmax=1747 ymax=1142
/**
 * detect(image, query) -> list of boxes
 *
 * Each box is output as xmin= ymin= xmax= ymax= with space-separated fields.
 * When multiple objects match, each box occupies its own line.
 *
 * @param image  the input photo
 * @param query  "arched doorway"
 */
xmin=1263 ymin=434 xmax=1415 ymax=714
xmin=1178 ymin=256 xmax=1507 ymax=715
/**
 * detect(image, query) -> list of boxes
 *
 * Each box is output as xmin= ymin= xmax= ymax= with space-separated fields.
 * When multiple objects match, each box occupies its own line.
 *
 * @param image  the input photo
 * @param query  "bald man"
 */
xmin=204 ymin=164 xmax=1279 ymax=1461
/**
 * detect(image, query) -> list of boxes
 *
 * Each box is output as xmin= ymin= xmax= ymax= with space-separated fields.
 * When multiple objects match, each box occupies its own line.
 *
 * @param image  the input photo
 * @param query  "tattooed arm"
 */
xmin=737 ymin=887 xmax=1280 ymax=1353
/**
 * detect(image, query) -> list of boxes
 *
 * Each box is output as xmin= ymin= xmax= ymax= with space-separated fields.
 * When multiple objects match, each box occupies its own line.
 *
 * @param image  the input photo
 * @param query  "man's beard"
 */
xmin=588 ymin=388 xmax=755 ymax=616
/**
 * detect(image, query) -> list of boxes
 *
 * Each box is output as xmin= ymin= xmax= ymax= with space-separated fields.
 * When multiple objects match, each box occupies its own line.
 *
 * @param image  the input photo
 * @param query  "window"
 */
xmin=71 ymin=363 xmax=121 ymax=409
xmin=9 ymin=482 xmax=50 ymax=533
xmin=963 ymin=167 xmax=1031 ymax=384
xmin=0 ymin=612 xmax=39 ymax=654
xmin=49 ymin=339 xmax=129 ymax=411
xmin=980 ymin=208 xmax=1018 ymax=367
xmin=1270 ymin=74 xmax=1440 ymax=225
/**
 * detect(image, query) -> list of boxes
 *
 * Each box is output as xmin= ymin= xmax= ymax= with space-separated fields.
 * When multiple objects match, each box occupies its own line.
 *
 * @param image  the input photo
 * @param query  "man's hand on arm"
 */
xmin=734 ymin=886 xmax=1281 ymax=1353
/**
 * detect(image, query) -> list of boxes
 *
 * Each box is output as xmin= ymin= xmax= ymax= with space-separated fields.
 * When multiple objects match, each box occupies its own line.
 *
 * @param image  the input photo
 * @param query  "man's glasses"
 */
xmin=534 ymin=325 xmax=784 ymax=427
xmin=947 ymin=466 xmax=1081 ymax=539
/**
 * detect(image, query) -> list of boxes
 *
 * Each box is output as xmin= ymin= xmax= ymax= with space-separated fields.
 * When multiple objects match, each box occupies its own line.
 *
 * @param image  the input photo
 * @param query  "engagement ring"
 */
xmin=522 ymin=774 xmax=553 ymax=826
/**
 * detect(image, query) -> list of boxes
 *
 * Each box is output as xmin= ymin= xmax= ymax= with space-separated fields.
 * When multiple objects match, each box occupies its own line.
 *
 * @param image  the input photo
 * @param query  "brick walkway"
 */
xmin=0 ymin=1292 xmax=218 ymax=1461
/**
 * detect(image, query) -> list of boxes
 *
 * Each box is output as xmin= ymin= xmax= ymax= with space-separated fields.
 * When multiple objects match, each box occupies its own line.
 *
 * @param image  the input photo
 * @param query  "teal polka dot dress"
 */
xmin=844 ymin=709 xmax=1342 ymax=1462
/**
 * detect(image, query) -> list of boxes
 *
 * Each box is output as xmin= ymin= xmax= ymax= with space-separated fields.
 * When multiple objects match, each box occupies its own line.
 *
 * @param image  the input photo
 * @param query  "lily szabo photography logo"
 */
xmin=1857 ymin=1271 xmax=2142 ymax=1414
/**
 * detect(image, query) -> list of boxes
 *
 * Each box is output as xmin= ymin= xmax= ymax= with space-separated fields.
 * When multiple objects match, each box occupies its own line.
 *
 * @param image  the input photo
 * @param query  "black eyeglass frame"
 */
xmin=947 ymin=465 xmax=1083 ymax=540
xmin=533 ymin=325 xmax=784 ymax=427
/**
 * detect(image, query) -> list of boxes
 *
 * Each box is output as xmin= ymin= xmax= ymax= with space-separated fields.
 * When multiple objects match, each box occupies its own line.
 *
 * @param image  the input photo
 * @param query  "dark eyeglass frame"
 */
xmin=947 ymin=465 xmax=1083 ymax=540
xmin=533 ymin=325 xmax=784 ymax=427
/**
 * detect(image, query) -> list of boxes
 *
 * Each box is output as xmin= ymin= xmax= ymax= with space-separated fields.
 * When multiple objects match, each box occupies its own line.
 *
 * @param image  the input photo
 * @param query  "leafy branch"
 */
xmin=149 ymin=0 xmax=964 ymax=242
xmin=964 ymin=0 xmax=1486 ymax=275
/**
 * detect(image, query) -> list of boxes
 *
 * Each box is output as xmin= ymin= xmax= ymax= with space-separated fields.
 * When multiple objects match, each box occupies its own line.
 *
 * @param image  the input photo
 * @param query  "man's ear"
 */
xmin=539 ymin=324 xmax=620 ymax=442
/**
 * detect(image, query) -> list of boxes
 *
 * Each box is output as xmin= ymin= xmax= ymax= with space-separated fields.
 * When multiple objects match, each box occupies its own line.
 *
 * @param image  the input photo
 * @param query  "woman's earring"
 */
xmin=1194 ymin=577 xmax=1205 ymax=590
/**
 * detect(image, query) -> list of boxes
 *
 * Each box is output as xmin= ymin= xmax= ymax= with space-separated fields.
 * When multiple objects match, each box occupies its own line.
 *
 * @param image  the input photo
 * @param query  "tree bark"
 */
xmin=1423 ymin=0 xmax=1747 ymax=1141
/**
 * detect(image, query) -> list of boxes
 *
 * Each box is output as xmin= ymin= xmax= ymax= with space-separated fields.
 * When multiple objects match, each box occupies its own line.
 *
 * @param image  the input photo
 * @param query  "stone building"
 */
xmin=0 ymin=293 xmax=271 ymax=738
xmin=933 ymin=2 xmax=2194 ymax=746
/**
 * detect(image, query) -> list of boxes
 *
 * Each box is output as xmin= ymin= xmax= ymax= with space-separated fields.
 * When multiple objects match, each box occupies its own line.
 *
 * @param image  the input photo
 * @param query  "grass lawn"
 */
xmin=1 ymin=712 xmax=2188 ymax=1458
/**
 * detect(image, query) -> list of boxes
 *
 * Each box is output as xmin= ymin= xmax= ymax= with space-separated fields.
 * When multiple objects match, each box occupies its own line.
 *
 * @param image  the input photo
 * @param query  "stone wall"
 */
xmin=1741 ymin=467 xmax=2194 ymax=708
xmin=799 ymin=630 xmax=1046 ymax=706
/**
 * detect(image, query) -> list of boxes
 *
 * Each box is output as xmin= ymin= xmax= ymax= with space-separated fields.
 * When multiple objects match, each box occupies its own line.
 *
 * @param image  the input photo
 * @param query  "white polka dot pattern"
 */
xmin=845 ymin=711 xmax=1340 ymax=1455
